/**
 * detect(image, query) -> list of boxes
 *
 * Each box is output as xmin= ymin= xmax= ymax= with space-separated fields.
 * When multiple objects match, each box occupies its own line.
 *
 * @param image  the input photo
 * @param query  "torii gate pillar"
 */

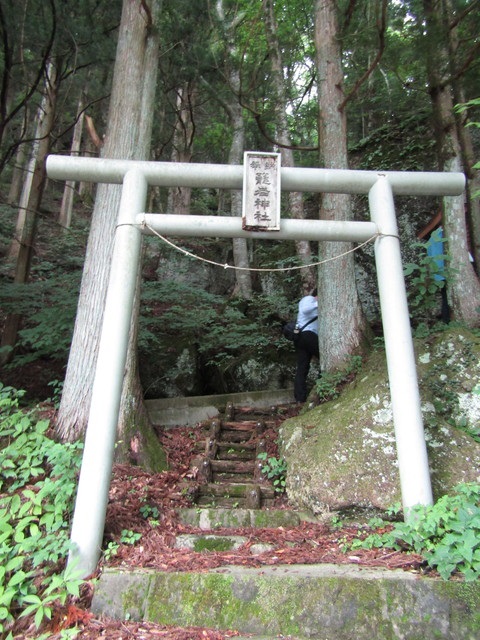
xmin=370 ymin=177 xmax=433 ymax=506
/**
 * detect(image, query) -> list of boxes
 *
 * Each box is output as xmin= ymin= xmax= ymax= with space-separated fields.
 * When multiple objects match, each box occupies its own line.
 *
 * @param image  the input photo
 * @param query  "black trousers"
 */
xmin=294 ymin=330 xmax=320 ymax=402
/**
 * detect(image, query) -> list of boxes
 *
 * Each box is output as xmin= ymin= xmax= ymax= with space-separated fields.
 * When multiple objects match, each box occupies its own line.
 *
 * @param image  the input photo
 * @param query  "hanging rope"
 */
xmin=138 ymin=220 xmax=379 ymax=272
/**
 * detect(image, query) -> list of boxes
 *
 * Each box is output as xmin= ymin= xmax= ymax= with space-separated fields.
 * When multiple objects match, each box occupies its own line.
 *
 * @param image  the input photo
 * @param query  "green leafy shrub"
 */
xmin=315 ymin=355 xmax=362 ymax=402
xmin=403 ymin=233 xmax=450 ymax=327
xmin=257 ymin=452 xmax=287 ymax=493
xmin=351 ymin=483 xmax=480 ymax=581
xmin=0 ymin=383 xmax=85 ymax=636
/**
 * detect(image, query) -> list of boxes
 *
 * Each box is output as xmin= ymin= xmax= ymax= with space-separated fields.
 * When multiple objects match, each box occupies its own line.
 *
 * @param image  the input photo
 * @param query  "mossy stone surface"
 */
xmin=92 ymin=565 xmax=480 ymax=639
xmin=279 ymin=328 xmax=480 ymax=515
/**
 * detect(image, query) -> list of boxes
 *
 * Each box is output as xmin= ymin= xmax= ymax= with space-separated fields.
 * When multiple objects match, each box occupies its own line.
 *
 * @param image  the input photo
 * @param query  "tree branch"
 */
xmin=0 ymin=2 xmax=12 ymax=126
xmin=342 ymin=0 xmax=358 ymax=32
xmin=438 ymin=40 xmax=480 ymax=90
xmin=85 ymin=115 xmax=103 ymax=148
xmin=1 ymin=0 xmax=56 ymax=136
xmin=338 ymin=0 xmax=387 ymax=112
xmin=447 ymin=0 xmax=479 ymax=30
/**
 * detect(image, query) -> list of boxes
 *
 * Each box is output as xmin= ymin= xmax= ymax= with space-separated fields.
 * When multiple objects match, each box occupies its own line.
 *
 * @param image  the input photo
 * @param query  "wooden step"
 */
xmin=191 ymin=406 xmax=279 ymax=509
xmin=218 ymin=430 xmax=257 ymax=443
xmin=210 ymin=459 xmax=255 ymax=474
xmin=196 ymin=482 xmax=276 ymax=508
xmin=217 ymin=446 xmax=255 ymax=461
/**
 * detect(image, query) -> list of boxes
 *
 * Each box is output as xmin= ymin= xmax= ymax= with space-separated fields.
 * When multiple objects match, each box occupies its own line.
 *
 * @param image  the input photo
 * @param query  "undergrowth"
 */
xmin=0 ymin=383 xmax=85 ymax=639
xmin=257 ymin=452 xmax=287 ymax=493
xmin=350 ymin=482 xmax=480 ymax=581
xmin=314 ymin=355 xmax=362 ymax=402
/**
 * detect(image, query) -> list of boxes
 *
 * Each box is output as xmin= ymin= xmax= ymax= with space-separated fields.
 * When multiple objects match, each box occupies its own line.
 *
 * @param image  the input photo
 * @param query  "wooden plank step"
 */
xmin=217 ymin=441 xmax=256 ymax=451
xmin=218 ymin=431 xmax=256 ymax=443
xmin=197 ymin=483 xmax=275 ymax=499
xmin=210 ymin=459 xmax=255 ymax=474
xmin=221 ymin=421 xmax=258 ymax=431
xmin=219 ymin=450 xmax=255 ymax=461
xmin=195 ymin=496 xmax=249 ymax=508
xmin=212 ymin=473 xmax=252 ymax=483
xmin=217 ymin=443 xmax=256 ymax=457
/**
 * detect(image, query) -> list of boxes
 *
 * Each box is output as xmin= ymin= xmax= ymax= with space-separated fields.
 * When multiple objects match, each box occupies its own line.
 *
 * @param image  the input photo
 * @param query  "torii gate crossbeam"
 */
xmin=45 ymin=155 xmax=465 ymax=578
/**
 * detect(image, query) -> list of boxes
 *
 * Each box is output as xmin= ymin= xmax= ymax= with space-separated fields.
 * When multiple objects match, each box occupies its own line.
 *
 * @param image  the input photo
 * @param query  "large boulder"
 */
xmin=279 ymin=327 xmax=480 ymax=516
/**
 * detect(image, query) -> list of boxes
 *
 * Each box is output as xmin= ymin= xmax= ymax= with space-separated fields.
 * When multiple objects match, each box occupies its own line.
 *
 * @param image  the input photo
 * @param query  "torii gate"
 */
xmin=46 ymin=154 xmax=465 ymax=578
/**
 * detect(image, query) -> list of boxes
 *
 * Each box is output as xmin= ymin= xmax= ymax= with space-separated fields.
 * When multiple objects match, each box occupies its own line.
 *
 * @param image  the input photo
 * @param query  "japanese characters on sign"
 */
xmin=242 ymin=151 xmax=281 ymax=231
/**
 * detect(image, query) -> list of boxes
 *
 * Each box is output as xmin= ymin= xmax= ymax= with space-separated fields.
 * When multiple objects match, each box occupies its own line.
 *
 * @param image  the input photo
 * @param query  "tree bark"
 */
xmin=423 ymin=0 xmax=480 ymax=327
xmin=58 ymin=91 xmax=86 ymax=228
xmin=441 ymin=0 xmax=480 ymax=269
xmin=214 ymin=0 xmax=252 ymax=299
xmin=166 ymin=83 xmax=196 ymax=215
xmin=57 ymin=0 xmax=168 ymax=471
xmin=262 ymin=0 xmax=315 ymax=295
xmin=1 ymin=61 xmax=58 ymax=365
xmin=7 ymin=137 xmax=28 ymax=205
xmin=314 ymin=0 xmax=371 ymax=372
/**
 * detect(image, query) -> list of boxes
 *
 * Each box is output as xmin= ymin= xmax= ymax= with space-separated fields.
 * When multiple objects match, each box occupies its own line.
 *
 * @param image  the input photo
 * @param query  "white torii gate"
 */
xmin=46 ymin=155 xmax=465 ymax=578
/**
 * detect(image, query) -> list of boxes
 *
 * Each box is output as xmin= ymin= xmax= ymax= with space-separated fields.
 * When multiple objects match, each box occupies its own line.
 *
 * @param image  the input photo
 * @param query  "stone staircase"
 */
xmin=91 ymin=400 xmax=478 ymax=639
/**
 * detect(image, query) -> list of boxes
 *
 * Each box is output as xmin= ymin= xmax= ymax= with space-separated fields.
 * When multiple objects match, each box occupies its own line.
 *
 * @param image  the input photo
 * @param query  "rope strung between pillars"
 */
xmin=115 ymin=218 xmax=387 ymax=273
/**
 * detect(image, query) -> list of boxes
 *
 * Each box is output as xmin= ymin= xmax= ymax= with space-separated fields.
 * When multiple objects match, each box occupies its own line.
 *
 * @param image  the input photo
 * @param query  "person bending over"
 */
xmin=294 ymin=289 xmax=319 ymax=403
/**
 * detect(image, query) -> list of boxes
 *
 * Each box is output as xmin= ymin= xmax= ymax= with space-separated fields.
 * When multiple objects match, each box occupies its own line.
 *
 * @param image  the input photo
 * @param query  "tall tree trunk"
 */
xmin=215 ymin=0 xmax=252 ymax=298
xmin=262 ymin=0 xmax=315 ymax=295
xmin=314 ymin=0 xmax=371 ymax=372
xmin=423 ymin=0 xmax=480 ymax=327
xmin=57 ymin=0 xmax=167 ymax=472
xmin=441 ymin=0 xmax=480 ymax=269
xmin=118 ymin=0 xmax=166 ymax=471
xmin=78 ymin=131 xmax=99 ymax=203
xmin=58 ymin=91 xmax=86 ymax=228
xmin=7 ymin=137 xmax=28 ymax=205
xmin=167 ymin=83 xmax=196 ymax=215
xmin=1 ymin=61 xmax=58 ymax=365
xmin=228 ymin=79 xmax=253 ymax=298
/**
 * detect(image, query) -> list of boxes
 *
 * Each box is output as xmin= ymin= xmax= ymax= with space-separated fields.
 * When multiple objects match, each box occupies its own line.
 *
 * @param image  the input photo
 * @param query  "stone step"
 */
xmin=176 ymin=507 xmax=308 ymax=529
xmin=92 ymin=564 xmax=477 ymax=639
xmin=196 ymin=494 xmax=258 ymax=508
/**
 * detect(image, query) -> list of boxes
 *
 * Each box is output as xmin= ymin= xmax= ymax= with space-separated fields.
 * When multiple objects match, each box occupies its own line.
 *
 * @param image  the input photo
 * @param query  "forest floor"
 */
xmin=16 ymin=405 xmax=426 ymax=640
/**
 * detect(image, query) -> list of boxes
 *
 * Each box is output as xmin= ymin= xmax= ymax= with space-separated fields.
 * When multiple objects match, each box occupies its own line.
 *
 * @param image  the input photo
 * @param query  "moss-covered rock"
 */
xmin=279 ymin=327 xmax=480 ymax=515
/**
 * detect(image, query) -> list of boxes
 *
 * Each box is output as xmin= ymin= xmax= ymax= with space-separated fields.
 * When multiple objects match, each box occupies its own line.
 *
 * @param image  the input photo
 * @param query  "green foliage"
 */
xmin=315 ymin=355 xmax=362 ymax=402
xmin=0 ymin=383 xmax=85 ymax=635
xmin=140 ymin=276 xmax=292 ymax=394
xmin=455 ymin=97 xmax=480 ymax=195
xmin=103 ymin=528 xmax=142 ymax=563
xmin=257 ymin=452 xmax=287 ymax=493
xmin=139 ymin=504 xmax=159 ymax=520
xmin=351 ymin=111 xmax=436 ymax=171
xmin=403 ymin=232 xmax=450 ymax=326
xmin=119 ymin=529 xmax=142 ymax=545
xmin=0 ymin=273 xmax=80 ymax=366
xmin=351 ymin=483 xmax=480 ymax=581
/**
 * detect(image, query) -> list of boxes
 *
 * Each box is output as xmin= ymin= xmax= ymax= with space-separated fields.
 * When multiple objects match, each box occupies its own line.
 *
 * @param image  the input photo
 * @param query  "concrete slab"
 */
xmin=145 ymin=388 xmax=295 ymax=426
xmin=176 ymin=507 xmax=310 ymax=529
xmin=92 ymin=564 xmax=480 ymax=639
